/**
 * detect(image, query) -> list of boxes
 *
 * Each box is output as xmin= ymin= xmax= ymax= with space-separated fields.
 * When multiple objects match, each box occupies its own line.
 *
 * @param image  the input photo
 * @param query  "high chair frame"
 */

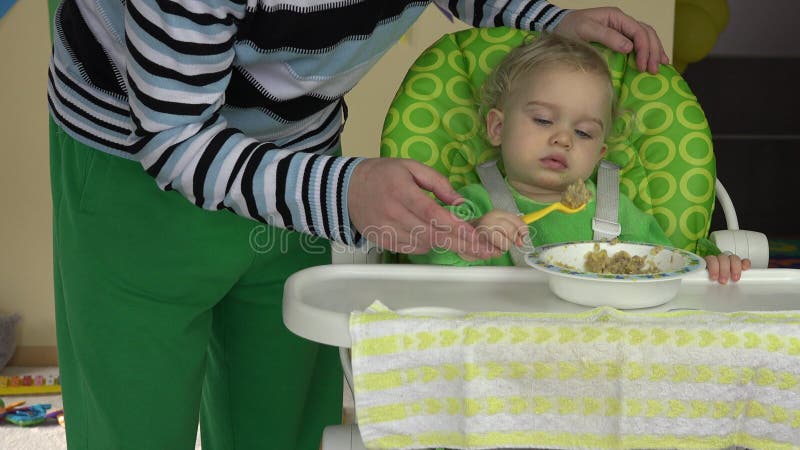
xmin=285 ymin=28 xmax=789 ymax=450
xmin=284 ymin=261 xmax=800 ymax=450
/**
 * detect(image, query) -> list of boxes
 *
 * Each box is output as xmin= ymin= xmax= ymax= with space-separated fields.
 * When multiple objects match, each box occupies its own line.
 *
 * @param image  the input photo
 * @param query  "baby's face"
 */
xmin=486 ymin=65 xmax=612 ymax=201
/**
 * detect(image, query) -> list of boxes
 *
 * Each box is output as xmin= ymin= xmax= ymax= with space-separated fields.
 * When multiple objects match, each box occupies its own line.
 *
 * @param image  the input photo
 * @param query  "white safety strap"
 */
xmin=475 ymin=161 xmax=535 ymax=266
xmin=592 ymin=159 xmax=622 ymax=241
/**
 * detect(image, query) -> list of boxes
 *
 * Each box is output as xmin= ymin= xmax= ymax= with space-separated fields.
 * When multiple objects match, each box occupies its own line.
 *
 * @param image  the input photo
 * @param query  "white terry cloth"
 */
xmin=349 ymin=301 xmax=800 ymax=450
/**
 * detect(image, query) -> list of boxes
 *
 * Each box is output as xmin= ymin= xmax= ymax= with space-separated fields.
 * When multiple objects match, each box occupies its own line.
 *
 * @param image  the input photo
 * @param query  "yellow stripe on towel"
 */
xmin=349 ymin=301 xmax=800 ymax=450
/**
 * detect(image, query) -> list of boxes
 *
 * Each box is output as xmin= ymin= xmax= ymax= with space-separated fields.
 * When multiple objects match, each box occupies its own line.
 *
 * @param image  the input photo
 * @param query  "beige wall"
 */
xmin=0 ymin=1 xmax=673 ymax=360
xmin=0 ymin=0 xmax=56 ymax=362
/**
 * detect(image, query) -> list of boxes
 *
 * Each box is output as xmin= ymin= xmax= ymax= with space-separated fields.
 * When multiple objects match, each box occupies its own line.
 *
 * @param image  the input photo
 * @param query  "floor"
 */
xmin=0 ymin=367 xmax=67 ymax=449
xmin=0 ymin=366 xmax=201 ymax=450
xmin=0 ymin=365 xmax=351 ymax=450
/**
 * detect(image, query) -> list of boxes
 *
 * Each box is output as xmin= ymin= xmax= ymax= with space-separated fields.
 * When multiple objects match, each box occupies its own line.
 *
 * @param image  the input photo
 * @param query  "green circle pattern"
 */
xmin=380 ymin=27 xmax=716 ymax=252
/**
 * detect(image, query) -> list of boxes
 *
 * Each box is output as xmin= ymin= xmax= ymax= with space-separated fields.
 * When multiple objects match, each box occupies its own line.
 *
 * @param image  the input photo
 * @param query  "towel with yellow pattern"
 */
xmin=349 ymin=301 xmax=800 ymax=449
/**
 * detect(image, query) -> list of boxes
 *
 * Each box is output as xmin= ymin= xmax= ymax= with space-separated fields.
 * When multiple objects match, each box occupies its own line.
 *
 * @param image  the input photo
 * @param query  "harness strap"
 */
xmin=592 ymin=159 xmax=622 ymax=241
xmin=475 ymin=161 xmax=535 ymax=266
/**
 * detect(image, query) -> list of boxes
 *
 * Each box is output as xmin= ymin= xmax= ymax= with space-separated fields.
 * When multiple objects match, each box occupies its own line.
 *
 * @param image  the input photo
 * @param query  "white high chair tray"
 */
xmin=283 ymin=265 xmax=800 ymax=348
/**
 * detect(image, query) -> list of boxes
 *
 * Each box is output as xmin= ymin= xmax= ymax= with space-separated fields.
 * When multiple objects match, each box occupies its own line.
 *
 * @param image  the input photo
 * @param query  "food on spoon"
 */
xmin=561 ymin=179 xmax=592 ymax=209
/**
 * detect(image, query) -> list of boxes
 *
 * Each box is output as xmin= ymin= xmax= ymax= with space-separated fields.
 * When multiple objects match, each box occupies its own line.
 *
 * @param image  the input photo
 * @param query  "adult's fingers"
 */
xmin=603 ymin=10 xmax=656 ymax=73
xmin=637 ymin=21 xmax=664 ymax=74
xmin=571 ymin=15 xmax=634 ymax=55
xmin=347 ymin=158 xmax=498 ymax=259
xmin=660 ymin=47 xmax=671 ymax=65
xmin=403 ymin=161 xmax=501 ymax=259
xmin=609 ymin=14 xmax=665 ymax=73
xmin=409 ymin=189 xmax=497 ymax=259
xmin=554 ymin=7 xmax=668 ymax=74
xmin=358 ymin=189 xmax=468 ymax=256
xmin=408 ymin=161 xmax=464 ymax=207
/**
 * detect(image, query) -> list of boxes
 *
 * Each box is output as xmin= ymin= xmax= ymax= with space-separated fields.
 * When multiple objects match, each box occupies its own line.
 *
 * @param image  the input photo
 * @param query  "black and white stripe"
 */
xmin=48 ymin=0 xmax=566 ymax=243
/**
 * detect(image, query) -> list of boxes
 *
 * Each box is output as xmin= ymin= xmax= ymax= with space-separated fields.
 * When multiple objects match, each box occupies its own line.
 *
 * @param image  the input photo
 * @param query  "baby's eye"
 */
xmin=534 ymin=118 xmax=552 ymax=126
xmin=575 ymin=129 xmax=593 ymax=139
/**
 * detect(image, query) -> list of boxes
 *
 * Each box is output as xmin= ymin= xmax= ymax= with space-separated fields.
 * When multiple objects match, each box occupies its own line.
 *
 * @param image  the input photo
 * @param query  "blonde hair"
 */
xmin=479 ymin=32 xmax=615 ymax=129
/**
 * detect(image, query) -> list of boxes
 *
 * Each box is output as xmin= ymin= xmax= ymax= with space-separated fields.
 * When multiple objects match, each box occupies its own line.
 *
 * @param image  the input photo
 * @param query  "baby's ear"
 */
xmin=485 ymin=108 xmax=504 ymax=146
xmin=598 ymin=143 xmax=608 ymax=158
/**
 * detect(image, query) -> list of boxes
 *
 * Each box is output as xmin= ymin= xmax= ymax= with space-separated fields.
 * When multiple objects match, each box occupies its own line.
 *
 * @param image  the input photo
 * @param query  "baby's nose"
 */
xmin=551 ymin=130 xmax=572 ymax=148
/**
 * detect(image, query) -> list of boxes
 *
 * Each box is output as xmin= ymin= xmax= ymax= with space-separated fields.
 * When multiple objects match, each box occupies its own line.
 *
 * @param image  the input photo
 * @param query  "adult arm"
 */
xmin=121 ymin=0 xmax=495 ymax=258
xmin=123 ymin=0 xmax=360 ymax=242
xmin=434 ymin=1 xmax=669 ymax=73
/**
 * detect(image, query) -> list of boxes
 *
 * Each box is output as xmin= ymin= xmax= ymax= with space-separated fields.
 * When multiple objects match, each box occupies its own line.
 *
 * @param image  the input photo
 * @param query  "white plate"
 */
xmin=525 ymin=241 xmax=706 ymax=309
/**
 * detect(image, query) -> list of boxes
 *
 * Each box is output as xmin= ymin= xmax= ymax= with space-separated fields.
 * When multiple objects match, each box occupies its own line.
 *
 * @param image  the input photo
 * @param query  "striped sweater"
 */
xmin=47 ymin=0 xmax=569 ymax=244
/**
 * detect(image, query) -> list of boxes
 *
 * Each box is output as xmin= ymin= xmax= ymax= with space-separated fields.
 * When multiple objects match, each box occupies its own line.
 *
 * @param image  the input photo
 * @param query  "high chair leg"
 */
xmin=321 ymin=424 xmax=367 ymax=450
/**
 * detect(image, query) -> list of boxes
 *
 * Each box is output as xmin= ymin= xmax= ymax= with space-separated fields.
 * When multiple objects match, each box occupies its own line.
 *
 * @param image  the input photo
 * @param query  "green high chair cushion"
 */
xmin=380 ymin=28 xmax=716 ymax=252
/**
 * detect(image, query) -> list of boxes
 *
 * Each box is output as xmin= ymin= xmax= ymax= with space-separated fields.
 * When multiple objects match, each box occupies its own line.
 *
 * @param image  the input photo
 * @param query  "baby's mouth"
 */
xmin=540 ymin=155 xmax=568 ymax=170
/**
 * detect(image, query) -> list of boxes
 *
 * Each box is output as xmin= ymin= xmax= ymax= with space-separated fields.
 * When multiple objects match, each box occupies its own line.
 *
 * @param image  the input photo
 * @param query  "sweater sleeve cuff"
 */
xmin=532 ymin=2 xmax=571 ymax=31
xmin=335 ymin=156 xmax=366 ymax=246
xmin=289 ymin=153 xmax=365 ymax=245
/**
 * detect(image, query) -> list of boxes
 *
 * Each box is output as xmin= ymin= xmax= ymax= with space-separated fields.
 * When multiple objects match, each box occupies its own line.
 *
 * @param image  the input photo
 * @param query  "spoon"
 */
xmin=520 ymin=202 xmax=587 ymax=224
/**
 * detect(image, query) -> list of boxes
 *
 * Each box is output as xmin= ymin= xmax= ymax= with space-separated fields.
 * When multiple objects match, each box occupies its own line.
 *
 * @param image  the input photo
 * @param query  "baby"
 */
xmin=410 ymin=32 xmax=750 ymax=284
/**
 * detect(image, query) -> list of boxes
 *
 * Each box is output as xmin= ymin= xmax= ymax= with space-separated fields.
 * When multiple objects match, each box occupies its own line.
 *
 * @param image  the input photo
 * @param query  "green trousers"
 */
xmin=49 ymin=120 xmax=342 ymax=449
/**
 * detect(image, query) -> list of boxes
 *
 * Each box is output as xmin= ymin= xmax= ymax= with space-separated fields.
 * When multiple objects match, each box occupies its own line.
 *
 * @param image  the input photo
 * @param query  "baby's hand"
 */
xmin=705 ymin=252 xmax=751 ymax=284
xmin=472 ymin=210 xmax=529 ymax=253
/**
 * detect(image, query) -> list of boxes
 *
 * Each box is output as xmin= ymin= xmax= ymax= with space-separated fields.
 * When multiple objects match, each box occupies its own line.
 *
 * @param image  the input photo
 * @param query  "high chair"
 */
xmin=283 ymin=28 xmax=800 ymax=450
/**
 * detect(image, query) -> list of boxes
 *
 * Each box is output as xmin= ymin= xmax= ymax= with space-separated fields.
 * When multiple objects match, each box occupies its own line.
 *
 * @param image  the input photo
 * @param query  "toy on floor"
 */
xmin=5 ymin=404 xmax=51 ymax=426
xmin=0 ymin=399 xmax=64 ymax=427
xmin=0 ymin=398 xmax=26 ymax=417
xmin=0 ymin=372 xmax=61 ymax=395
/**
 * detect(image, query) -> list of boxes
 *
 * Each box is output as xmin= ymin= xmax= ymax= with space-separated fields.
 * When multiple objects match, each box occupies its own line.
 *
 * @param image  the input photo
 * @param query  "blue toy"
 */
xmin=4 ymin=403 xmax=64 ymax=427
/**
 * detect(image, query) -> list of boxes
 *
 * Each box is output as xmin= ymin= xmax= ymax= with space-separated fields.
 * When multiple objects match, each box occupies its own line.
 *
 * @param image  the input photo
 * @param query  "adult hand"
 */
xmin=554 ymin=7 xmax=669 ymax=74
xmin=348 ymin=158 xmax=499 ymax=259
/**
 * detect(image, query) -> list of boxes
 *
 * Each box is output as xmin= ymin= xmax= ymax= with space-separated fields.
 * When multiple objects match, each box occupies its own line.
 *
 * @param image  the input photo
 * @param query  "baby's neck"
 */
xmin=507 ymin=179 xmax=562 ymax=203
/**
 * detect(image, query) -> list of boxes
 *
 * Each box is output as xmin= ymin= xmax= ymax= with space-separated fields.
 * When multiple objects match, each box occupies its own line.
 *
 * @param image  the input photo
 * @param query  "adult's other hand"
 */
xmin=555 ymin=6 xmax=669 ymax=74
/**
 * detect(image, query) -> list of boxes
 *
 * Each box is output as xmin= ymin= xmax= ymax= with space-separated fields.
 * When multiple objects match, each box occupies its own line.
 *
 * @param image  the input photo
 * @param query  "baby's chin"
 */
xmin=514 ymin=171 xmax=581 ymax=193
xmin=510 ymin=178 xmax=563 ymax=199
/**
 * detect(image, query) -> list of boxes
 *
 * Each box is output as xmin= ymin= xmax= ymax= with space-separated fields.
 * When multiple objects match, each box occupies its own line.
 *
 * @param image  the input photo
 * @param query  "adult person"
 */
xmin=47 ymin=1 xmax=668 ymax=448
